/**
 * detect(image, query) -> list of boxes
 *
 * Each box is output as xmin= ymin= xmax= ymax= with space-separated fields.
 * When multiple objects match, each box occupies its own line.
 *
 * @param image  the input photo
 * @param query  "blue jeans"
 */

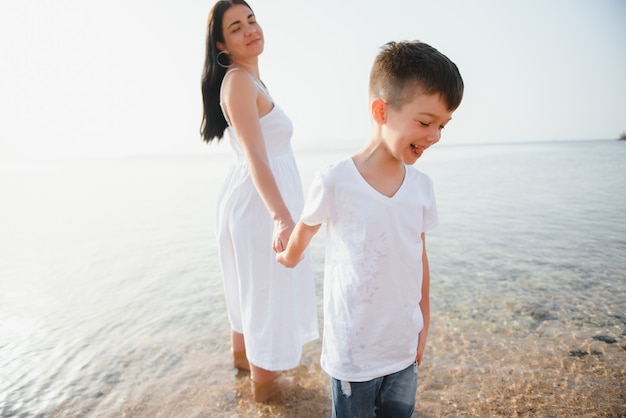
xmin=331 ymin=362 xmax=418 ymax=418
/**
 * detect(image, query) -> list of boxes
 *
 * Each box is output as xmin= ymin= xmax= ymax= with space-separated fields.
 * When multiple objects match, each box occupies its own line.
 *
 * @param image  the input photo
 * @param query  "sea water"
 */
xmin=0 ymin=140 xmax=624 ymax=416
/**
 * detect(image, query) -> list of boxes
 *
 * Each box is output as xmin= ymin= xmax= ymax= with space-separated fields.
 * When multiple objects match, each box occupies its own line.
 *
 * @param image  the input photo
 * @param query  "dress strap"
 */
xmin=248 ymin=75 xmax=272 ymax=101
xmin=220 ymin=68 xmax=273 ymax=126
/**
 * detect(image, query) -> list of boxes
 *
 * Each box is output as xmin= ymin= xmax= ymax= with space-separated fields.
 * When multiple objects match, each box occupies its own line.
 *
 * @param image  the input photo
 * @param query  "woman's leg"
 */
xmin=231 ymin=331 xmax=250 ymax=371
xmin=250 ymin=364 xmax=275 ymax=383
xmin=250 ymin=363 xmax=278 ymax=402
xmin=233 ymin=331 xmax=280 ymax=402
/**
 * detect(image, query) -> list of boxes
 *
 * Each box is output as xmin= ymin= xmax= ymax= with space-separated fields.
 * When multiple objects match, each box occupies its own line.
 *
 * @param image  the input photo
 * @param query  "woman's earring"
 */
xmin=216 ymin=51 xmax=230 ymax=69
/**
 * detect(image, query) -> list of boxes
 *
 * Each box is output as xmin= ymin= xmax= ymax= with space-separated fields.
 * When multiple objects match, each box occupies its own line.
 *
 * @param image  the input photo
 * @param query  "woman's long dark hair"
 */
xmin=200 ymin=0 xmax=253 ymax=143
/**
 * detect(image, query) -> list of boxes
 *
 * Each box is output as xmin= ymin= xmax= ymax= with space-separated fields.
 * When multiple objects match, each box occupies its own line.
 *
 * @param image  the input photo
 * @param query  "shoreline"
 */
xmin=53 ymin=322 xmax=626 ymax=417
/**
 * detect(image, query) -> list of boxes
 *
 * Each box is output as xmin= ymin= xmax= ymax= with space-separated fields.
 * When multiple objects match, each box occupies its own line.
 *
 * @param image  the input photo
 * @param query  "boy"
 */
xmin=277 ymin=40 xmax=463 ymax=417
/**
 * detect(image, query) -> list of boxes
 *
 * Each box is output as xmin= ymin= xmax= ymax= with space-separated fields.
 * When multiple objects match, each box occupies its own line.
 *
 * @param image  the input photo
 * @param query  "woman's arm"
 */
xmin=276 ymin=221 xmax=321 ymax=268
xmin=221 ymin=71 xmax=293 ymax=252
xmin=416 ymin=232 xmax=430 ymax=366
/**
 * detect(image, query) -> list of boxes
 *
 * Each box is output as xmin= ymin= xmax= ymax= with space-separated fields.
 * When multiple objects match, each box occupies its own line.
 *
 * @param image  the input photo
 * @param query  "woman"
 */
xmin=200 ymin=0 xmax=318 ymax=402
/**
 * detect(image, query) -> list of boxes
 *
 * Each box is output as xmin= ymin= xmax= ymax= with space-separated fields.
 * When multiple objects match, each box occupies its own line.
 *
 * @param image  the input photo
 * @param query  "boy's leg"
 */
xmin=377 ymin=362 xmax=418 ymax=418
xmin=331 ymin=376 xmax=382 ymax=418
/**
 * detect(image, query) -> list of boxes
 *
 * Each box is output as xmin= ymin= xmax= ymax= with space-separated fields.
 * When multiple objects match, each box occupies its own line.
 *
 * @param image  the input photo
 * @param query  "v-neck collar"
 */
xmin=348 ymin=158 xmax=407 ymax=200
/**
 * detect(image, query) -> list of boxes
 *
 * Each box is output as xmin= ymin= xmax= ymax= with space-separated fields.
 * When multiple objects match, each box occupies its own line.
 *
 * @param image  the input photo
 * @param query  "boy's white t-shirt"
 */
xmin=301 ymin=158 xmax=438 ymax=382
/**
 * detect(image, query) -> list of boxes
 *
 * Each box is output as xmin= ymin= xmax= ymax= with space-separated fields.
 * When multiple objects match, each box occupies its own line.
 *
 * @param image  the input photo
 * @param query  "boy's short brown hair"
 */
xmin=369 ymin=40 xmax=464 ymax=111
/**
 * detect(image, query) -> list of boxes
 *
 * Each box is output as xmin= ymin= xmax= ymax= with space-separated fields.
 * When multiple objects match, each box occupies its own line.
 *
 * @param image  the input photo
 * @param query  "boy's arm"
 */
xmin=276 ymin=221 xmax=321 ymax=268
xmin=416 ymin=232 xmax=430 ymax=366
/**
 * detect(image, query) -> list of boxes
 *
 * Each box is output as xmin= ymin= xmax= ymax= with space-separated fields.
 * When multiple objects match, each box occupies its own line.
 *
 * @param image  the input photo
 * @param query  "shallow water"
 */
xmin=0 ymin=140 xmax=624 ymax=416
xmin=423 ymin=141 xmax=626 ymax=335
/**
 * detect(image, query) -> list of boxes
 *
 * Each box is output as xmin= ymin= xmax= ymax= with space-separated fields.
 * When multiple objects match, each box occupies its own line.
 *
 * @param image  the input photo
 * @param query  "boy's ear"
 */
xmin=371 ymin=98 xmax=386 ymax=125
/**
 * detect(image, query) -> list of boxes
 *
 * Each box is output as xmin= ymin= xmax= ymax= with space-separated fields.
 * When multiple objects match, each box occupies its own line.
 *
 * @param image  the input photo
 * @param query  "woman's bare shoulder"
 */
xmin=222 ymin=68 xmax=256 ymax=92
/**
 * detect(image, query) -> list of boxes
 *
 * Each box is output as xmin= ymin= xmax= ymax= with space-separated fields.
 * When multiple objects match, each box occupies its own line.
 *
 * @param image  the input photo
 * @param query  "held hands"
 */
xmin=273 ymin=217 xmax=304 ymax=268
xmin=275 ymin=219 xmax=316 ymax=268
xmin=276 ymin=249 xmax=304 ymax=268
xmin=272 ymin=217 xmax=294 ymax=253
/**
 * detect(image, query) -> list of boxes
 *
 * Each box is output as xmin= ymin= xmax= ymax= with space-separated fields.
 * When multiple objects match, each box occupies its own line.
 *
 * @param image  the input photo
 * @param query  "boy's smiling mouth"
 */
xmin=410 ymin=143 xmax=425 ymax=157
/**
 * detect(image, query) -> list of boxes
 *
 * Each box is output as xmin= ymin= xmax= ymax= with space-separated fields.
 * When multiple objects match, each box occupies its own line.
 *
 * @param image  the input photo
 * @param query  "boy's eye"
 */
xmin=419 ymin=120 xmax=446 ymax=130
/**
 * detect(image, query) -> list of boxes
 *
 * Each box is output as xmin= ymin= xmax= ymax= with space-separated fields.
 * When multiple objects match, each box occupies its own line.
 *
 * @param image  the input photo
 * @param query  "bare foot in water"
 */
xmin=251 ymin=375 xmax=295 ymax=402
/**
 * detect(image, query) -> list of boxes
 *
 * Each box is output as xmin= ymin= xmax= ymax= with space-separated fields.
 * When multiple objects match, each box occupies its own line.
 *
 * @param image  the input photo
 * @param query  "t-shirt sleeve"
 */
xmin=423 ymin=179 xmax=439 ymax=232
xmin=300 ymin=169 xmax=330 ymax=226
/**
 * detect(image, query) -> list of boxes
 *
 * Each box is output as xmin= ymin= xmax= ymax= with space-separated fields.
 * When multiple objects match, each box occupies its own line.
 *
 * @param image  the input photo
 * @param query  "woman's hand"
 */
xmin=275 ymin=221 xmax=319 ymax=268
xmin=272 ymin=217 xmax=295 ymax=253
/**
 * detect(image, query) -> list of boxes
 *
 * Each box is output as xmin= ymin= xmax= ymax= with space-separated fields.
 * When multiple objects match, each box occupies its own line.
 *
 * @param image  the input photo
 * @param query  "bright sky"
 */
xmin=1 ymin=0 xmax=625 ymax=160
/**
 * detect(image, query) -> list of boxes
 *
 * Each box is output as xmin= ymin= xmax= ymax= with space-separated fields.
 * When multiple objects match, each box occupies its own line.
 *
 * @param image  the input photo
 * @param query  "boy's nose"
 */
xmin=426 ymin=129 xmax=441 ymax=143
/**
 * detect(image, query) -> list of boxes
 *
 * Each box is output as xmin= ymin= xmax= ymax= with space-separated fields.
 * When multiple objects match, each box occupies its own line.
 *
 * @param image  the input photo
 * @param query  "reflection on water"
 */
xmin=1 ymin=140 xmax=625 ymax=416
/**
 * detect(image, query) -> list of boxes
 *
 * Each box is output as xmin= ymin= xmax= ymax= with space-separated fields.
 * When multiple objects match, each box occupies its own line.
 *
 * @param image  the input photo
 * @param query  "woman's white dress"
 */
xmin=216 ymin=69 xmax=318 ymax=371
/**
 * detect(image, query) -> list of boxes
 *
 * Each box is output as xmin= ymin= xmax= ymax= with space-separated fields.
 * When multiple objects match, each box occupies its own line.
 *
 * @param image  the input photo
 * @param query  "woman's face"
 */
xmin=217 ymin=4 xmax=264 ymax=62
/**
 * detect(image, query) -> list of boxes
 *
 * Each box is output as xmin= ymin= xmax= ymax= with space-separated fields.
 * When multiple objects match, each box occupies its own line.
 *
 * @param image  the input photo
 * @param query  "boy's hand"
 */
xmin=276 ymin=251 xmax=303 ymax=268
xmin=416 ymin=331 xmax=428 ymax=366
xmin=415 ymin=348 xmax=424 ymax=366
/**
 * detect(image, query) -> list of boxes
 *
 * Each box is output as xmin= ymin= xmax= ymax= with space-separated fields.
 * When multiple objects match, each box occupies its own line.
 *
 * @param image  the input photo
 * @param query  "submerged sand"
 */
xmin=55 ymin=321 xmax=626 ymax=417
